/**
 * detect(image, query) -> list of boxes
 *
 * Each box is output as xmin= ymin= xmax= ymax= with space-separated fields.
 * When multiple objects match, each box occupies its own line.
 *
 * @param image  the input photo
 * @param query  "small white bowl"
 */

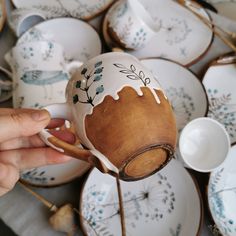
xmin=179 ymin=117 xmax=230 ymax=172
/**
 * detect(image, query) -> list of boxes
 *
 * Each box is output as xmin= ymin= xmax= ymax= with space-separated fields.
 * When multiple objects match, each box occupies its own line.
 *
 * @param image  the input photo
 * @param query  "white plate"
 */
xmin=207 ymin=0 xmax=236 ymax=21
xmin=208 ymin=144 xmax=236 ymax=236
xmin=103 ymin=0 xmax=213 ymax=66
xmin=80 ymin=160 xmax=203 ymax=236
xmin=11 ymin=0 xmax=114 ymax=20
xmin=17 ymin=17 xmax=102 ymax=63
xmin=17 ymin=18 xmax=102 ymax=186
xmin=203 ymin=55 xmax=236 ymax=144
xmin=141 ymin=58 xmax=208 ymax=131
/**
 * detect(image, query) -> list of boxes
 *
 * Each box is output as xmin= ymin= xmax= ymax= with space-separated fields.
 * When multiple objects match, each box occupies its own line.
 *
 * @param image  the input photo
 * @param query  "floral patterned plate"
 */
xmin=79 ymin=159 xmax=203 ymax=236
xmin=208 ymin=144 xmax=236 ymax=236
xmin=11 ymin=0 xmax=114 ymax=21
xmin=17 ymin=17 xmax=102 ymax=63
xmin=202 ymin=54 xmax=236 ymax=144
xmin=141 ymin=58 xmax=208 ymax=132
xmin=103 ymin=0 xmax=213 ymax=66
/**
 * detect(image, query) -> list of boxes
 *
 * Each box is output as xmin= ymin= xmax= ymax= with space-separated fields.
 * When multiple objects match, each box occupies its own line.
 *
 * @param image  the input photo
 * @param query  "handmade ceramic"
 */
xmin=79 ymin=159 xmax=202 ymax=236
xmin=179 ymin=117 xmax=230 ymax=172
xmin=203 ymin=55 xmax=236 ymax=144
xmin=107 ymin=0 xmax=160 ymax=50
xmin=206 ymin=0 xmax=236 ymax=21
xmin=0 ymin=66 xmax=12 ymax=103
xmin=5 ymin=41 xmax=82 ymax=108
xmin=40 ymin=52 xmax=177 ymax=181
xmin=17 ymin=18 xmax=102 ymax=63
xmin=208 ymin=143 xmax=236 ymax=236
xmin=141 ymin=58 xmax=208 ymax=131
xmin=103 ymin=0 xmax=213 ymax=66
xmin=11 ymin=0 xmax=114 ymax=20
xmin=8 ymin=8 xmax=46 ymax=37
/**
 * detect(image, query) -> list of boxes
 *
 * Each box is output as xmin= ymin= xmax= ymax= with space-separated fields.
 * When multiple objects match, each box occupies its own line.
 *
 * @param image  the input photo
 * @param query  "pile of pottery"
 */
xmin=0 ymin=0 xmax=236 ymax=235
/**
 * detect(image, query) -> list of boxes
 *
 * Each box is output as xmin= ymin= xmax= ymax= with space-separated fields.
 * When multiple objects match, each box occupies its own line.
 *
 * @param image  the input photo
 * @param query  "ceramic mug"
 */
xmin=40 ymin=52 xmax=177 ymax=181
xmin=5 ymin=41 xmax=82 ymax=108
xmin=107 ymin=0 xmax=160 ymax=50
xmin=179 ymin=117 xmax=230 ymax=172
xmin=8 ymin=8 xmax=46 ymax=37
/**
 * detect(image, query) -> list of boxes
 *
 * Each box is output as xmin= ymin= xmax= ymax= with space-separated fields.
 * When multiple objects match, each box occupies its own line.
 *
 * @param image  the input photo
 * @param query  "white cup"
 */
xmin=8 ymin=8 xmax=46 ymax=37
xmin=179 ymin=117 xmax=230 ymax=172
xmin=107 ymin=0 xmax=160 ymax=50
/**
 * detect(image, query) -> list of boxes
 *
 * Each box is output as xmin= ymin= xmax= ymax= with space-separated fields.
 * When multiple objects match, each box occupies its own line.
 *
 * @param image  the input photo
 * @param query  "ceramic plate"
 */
xmin=11 ymin=0 xmax=114 ymax=20
xmin=206 ymin=0 xmax=236 ymax=21
xmin=17 ymin=18 xmax=101 ymax=186
xmin=141 ymin=58 xmax=208 ymax=131
xmin=203 ymin=55 xmax=236 ymax=144
xmin=17 ymin=18 xmax=102 ymax=63
xmin=208 ymin=144 xmax=236 ymax=236
xmin=79 ymin=160 xmax=203 ymax=236
xmin=103 ymin=0 xmax=213 ymax=66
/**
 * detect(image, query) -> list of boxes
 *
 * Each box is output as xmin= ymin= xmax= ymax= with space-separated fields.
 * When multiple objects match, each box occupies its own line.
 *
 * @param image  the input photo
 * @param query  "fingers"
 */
xmin=0 ymin=109 xmax=51 ymax=143
xmin=0 ymin=147 xmax=72 ymax=170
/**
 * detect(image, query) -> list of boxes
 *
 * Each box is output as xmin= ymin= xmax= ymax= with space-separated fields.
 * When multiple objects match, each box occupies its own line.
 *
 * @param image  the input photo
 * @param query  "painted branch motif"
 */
xmin=73 ymin=61 xmax=104 ymax=107
xmin=113 ymin=63 xmax=151 ymax=86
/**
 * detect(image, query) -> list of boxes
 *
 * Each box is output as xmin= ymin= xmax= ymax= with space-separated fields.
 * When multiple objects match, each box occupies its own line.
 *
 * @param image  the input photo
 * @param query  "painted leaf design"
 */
xmin=139 ymin=71 xmax=145 ymax=79
xmin=145 ymin=78 xmax=151 ymax=85
xmin=73 ymin=94 xmax=79 ymax=104
xmin=94 ymin=75 xmax=102 ymax=82
xmin=113 ymin=63 xmax=126 ymax=69
xmin=130 ymin=64 xmax=136 ymax=72
xmin=119 ymin=69 xmax=132 ymax=74
xmin=94 ymin=61 xmax=102 ymax=68
xmin=94 ymin=67 xmax=104 ymax=74
xmin=96 ymin=85 xmax=104 ymax=94
xmin=76 ymin=80 xmax=81 ymax=88
xmin=81 ymin=68 xmax=87 ymax=75
xmin=127 ymin=74 xmax=138 ymax=80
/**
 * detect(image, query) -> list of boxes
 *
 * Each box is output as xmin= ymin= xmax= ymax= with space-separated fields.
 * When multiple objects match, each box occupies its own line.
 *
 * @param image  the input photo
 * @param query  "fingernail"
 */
xmin=31 ymin=110 xmax=49 ymax=121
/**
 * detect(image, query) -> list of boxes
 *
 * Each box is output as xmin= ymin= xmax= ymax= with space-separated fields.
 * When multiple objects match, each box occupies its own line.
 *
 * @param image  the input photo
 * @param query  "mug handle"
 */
xmin=39 ymin=103 xmax=93 ymax=163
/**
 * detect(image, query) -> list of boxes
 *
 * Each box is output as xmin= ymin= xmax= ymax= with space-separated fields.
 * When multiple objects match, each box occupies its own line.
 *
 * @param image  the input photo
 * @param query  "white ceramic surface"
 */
xmin=103 ymin=0 xmax=213 ymax=66
xmin=107 ymin=0 xmax=160 ymax=50
xmin=40 ymin=52 xmax=166 ymax=174
xmin=208 ymin=144 xmax=236 ymax=236
xmin=11 ymin=0 xmax=114 ymax=20
xmin=79 ymin=159 xmax=202 ymax=236
xmin=179 ymin=117 xmax=230 ymax=172
xmin=17 ymin=18 xmax=102 ymax=63
xmin=141 ymin=58 xmax=208 ymax=131
xmin=203 ymin=57 xmax=236 ymax=144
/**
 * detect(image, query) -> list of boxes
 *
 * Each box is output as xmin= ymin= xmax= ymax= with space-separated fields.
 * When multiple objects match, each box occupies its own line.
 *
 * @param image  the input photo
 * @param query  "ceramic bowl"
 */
xmin=103 ymin=0 xmax=213 ymax=66
xmin=141 ymin=58 xmax=208 ymax=132
xmin=79 ymin=159 xmax=203 ymax=236
xmin=203 ymin=54 xmax=236 ymax=144
xmin=208 ymin=144 xmax=236 ymax=236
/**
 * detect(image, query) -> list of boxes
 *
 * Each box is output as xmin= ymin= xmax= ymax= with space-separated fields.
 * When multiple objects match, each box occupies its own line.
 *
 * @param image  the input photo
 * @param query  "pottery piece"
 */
xmin=40 ymin=52 xmax=177 ymax=181
xmin=179 ymin=117 xmax=230 ymax=172
xmin=208 ymin=144 xmax=236 ymax=236
xmin=107 ymin=0 xmax=160 ymax=50
xmin=141 ymin=58 xmax=208 ymax=132
xmin=79 ymin=159 xmax=203 ymax=236
xmin=8 ymin=8 xmax=46 ymax=37
xmin=203 ymin=54 xmax=236 ymax=144
xmin=103 ymin=0 xmax=213 ymax=66
xmin=11 ymin=0 xmax=115 ymax=21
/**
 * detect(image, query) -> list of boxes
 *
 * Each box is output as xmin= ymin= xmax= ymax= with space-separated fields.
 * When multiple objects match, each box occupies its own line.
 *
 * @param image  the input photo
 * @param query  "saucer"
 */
xmin=208 ymin=144 xmax=236 ymax=236
xmin=141 ymin=58 xmax=208 ymax=131
xmin=103 ymin=0 xmax=213 ymax=66
xmin=17 ymin=18 xmax=102 ymax=63
xmin=202 ymin=55 xmax=236 ymax=144
xmin=79 ymin=160 xmax=203 ymax=236
xmin=206 ymin=0 xmax=236 ymax=21
xmin=11 ymin=0 xmax=114 ymax=20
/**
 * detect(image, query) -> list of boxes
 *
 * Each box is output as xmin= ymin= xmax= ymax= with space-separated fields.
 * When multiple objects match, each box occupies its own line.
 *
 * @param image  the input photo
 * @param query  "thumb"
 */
xmin=0 ymin=109 xmax=50 ymax=143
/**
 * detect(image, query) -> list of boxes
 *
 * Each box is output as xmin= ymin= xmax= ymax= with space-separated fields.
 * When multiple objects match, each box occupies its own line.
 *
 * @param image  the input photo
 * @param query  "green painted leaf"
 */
xmin=96 ymin=85 xmax=104 ymax=94
xmin=94 ymin=67 xmax=104 ymax=74
xmin=73 ymin=94 xmax=79 ymax=104
xmin=94 ymin=75 xmax=102 ymax=81
xmin=81 ymin=68 xmax=87 ymax=75
xmin=76 ymin=80 xmax=81 ymax=88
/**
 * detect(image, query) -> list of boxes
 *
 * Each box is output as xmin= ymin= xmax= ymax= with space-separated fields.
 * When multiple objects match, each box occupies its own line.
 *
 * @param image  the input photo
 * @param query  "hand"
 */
xmin=0 ymin=108 xmax=73 ymax=196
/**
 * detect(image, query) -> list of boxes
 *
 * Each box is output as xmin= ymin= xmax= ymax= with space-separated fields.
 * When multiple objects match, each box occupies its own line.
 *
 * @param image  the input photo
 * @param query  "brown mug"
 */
xmin=40 ymin=52 xmax=177 ymax=181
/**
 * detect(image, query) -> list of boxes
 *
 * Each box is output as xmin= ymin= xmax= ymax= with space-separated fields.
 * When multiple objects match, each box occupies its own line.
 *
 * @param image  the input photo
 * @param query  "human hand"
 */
xmin=0 ymin=108 xmax=73 ymax=196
